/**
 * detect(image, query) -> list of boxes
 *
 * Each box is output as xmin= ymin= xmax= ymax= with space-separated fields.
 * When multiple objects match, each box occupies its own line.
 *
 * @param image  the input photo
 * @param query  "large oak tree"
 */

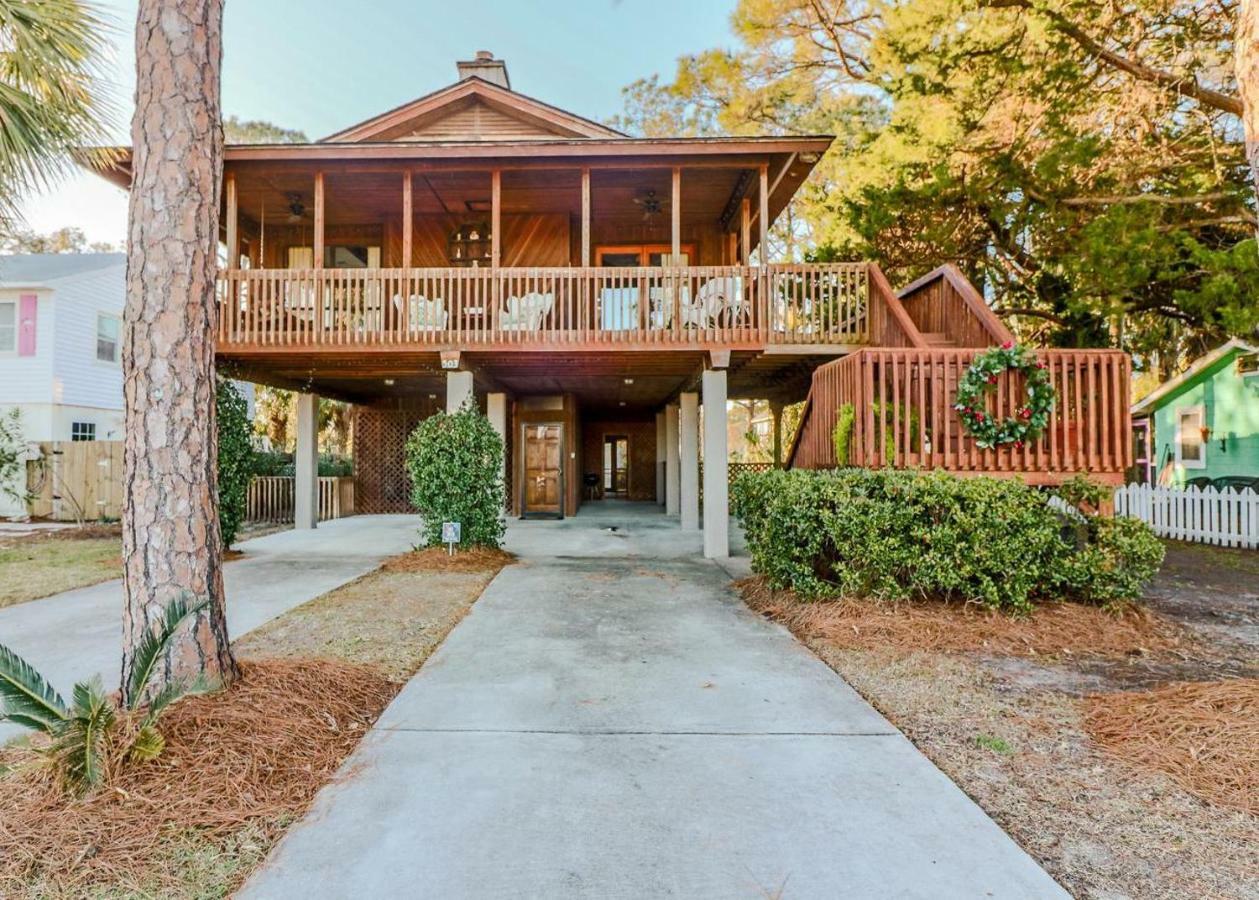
xmin=121 ymin=0 xmax=236 ymax=703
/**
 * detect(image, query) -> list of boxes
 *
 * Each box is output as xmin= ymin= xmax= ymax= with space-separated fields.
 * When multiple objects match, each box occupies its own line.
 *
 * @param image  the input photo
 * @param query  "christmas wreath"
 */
xmin=953 ymin=342 xmax=1055 ymax=449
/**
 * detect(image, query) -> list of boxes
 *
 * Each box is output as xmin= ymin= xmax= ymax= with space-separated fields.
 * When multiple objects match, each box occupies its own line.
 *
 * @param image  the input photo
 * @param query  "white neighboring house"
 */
xmin=0 ymin=253 xmax=127 ymax=517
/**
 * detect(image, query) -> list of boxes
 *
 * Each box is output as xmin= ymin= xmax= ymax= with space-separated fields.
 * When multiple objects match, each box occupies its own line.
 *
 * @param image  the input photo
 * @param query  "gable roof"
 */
xmin=0 ymin=253 xmax=126 ymax=288
xmin=321 ymin=77 xmax=625 ymax=143
xmin=1131 ymin=338 xmax=1259 ymax=416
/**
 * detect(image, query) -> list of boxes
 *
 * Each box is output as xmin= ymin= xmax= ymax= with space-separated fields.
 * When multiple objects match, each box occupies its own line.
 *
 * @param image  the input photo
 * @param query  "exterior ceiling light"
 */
xmin=619 ymin=401 xmax=626 ymax=407
xmin=799 ymin=152 xmax=820 ymax=164
xmin=384 ymin=378 xmax=395 ymax=386
xmin=623 ymin=378 xmax=634 ymax=384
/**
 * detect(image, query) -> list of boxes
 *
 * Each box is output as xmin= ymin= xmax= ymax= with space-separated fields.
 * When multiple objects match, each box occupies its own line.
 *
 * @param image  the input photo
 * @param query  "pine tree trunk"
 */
xmin=1239 ymin=0 xmax=1259 ymax=240
xmin=121 ymin=0 xmax=237 ymax=704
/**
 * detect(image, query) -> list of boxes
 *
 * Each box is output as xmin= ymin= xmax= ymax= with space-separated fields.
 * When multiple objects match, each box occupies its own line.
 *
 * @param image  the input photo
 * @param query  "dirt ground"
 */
xmin=746 ymin=540 xmax=1259 ymax=900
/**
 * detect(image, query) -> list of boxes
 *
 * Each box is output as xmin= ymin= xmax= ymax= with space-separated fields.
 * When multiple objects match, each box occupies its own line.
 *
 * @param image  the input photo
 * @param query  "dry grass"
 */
xmin=0 ymin=660 xmax=397 ymax=897
xmin=739 ymin=576 xmax=1186 ymax=658
xmin=381 ymin=545 xmax=516 ymax=573
xmin=0 ymin=536 xmax=121 ymax=608
xmin=1086 ymin=679 xmax=1259 ymax=814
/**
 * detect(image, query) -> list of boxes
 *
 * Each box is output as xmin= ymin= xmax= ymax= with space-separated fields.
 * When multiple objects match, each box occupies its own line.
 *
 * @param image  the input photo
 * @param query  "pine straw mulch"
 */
xmin=1085 ymin=678 xmax=1259 ymax=814
xmin=738 ymin=576 xmax=1187 ymax=658
xmin=381 ymin=545 xmax=516 ymax=574
xmin=0 ymin=659 xmax=398 ymax=896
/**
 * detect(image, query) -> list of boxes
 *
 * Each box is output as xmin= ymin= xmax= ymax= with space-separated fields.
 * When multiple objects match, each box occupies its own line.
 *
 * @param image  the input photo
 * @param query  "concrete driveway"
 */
xmin=0 ymin=515 xmax=418 ymax=743
xmin=241 ymin=503 xmax=1066 ymax=899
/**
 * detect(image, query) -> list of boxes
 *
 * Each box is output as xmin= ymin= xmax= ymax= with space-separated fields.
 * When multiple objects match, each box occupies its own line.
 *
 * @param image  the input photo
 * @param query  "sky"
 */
xmin=19 ymin=0 xmax=736 ymax=247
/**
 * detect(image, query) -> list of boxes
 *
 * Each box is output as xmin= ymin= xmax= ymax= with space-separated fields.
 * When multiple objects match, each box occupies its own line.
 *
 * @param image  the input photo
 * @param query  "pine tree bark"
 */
xmin=121 ymin=0 xmax=236 ymax=704
xmin=1239 ymin=0 xmax=1259 ymax=240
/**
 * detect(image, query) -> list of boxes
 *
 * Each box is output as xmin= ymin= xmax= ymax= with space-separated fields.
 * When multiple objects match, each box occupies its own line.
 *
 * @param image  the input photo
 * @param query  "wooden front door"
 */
xmin=522 ymin=422 xmax=564 ymax=517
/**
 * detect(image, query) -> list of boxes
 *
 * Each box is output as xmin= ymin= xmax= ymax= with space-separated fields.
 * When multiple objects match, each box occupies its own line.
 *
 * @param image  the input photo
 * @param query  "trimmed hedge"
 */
xmin=731 ymin=468 xmax=1163 ymax=612
xmin=216 ymin=379 xmax=253 ymax=549
xmin=404 ymin=401 xmax=505 ymax=548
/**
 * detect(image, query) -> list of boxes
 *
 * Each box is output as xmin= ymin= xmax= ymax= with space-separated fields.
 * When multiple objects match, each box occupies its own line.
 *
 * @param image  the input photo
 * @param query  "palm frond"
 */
xmin=128 ymin=724 xmax=165 ymax=763
xmin=0 ymin=642 xmax=67 ymax=734
xmin=141 ymin=674 xmax=219 ymax=726
xmin=50 ymin=677 xmax=115 ymax=793
xmin=125 ymin=595 xmax=212 ymax=709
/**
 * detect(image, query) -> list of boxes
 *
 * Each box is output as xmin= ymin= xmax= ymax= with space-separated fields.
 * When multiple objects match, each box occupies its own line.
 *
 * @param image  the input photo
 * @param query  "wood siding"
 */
xmin=787 ymin=349 xmax=1132 ymax=484
xmin=581 ymin=415 xmax=658 ymax=501
xmin=897 ymin=265 xmax=1014 ymax=348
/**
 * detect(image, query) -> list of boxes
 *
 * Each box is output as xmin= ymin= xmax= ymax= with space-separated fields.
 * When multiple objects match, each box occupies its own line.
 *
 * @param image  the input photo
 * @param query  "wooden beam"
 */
xmin=671 ymin=166 xmax=681 ymax=259
xmin=491 ymin=168 xmax=501 ymax=268
xmin=740 ymin=198 xmax=751 ymax=265
xmin=758 ymin=162 xmax=769 ymax=265
xmin=313 ymin=171 xmax=325 ymax=269
xmin=401 ymin=171 xmax=413 ymax=268
xmin=225 ymin=171 xmax=239 ymax=268
xmin=581 ymin=166 xmax=591 ymax=266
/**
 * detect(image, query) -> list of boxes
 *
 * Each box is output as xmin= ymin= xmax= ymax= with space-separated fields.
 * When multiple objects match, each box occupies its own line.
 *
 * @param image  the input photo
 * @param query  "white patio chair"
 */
xmin=391 ymin=294 xmax=449 ymax=332
xmin=648 ymin=284 xmax=706 ymax=329
xmin=500 ymin=291 xmax=554 ymax=331
xmin=695 ymin=276 xmax=745 ymax=324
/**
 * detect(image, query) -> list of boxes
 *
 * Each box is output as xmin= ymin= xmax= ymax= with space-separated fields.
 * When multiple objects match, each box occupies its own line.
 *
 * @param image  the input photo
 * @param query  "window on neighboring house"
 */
xmin=1175 ymin=406 xmax=1206 ymax=469
xmin=96 ymin=313 xmax=120 ymax=363
xmin=71 ymin=421 xmax=96 ymax=442
xmin=0 ymin=300 xmax=14 ymax=352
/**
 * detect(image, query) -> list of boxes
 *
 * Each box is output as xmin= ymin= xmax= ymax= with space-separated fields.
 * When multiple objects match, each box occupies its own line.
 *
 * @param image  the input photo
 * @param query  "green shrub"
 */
xmin=832 ymin=403 xmax=855 ymax=465
xmin=1053 ymin=473 xmax=1111 ymax=514
xmin=249 ymin=448 xmax=291 ymax=477
xmin=732 ymin=468 xmax=1163 ymax=613
xmin=404 ymin=401 xmax=505 ymax=548
xmin=1053 ymin=515 xmax=1165 ymax=607
xmin=216 ymin=380 xmax=252 ymax=549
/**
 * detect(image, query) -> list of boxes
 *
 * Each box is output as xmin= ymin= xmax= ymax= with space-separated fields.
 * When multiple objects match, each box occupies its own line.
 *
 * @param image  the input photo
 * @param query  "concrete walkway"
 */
xmin=0 ymin=515 xmax=418 ymax=743
xmin=242 ymin=503 xmax=1066 ymax=899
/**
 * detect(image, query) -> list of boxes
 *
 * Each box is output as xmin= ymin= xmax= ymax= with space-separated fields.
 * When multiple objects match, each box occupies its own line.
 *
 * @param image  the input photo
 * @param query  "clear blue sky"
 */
xmin=22 ymin=0 xmax=738 ymax=243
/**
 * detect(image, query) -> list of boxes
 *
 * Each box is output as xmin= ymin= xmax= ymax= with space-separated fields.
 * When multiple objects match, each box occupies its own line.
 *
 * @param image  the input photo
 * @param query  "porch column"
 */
xmin=294 ymin=393 xmax=319 ymax=530
xmin=680 ymin=391 xmax=699 ymax=531
xmin=665 ymin=403 xmax=680 ymax=516
xmin=491 ymin=169 xmax=502 ymax=268
xmin=313 ymin=172 xmax=325 ymax=270
xmin=225 ymin=171 xmax=239 ymax=267
xmin=758 ymin=162 xmax=769 ymax=265
xmin=401 ymin=172 xmax=413 ymax=268
xmin=581 ymin=167 xmax=591 ymax=267
xmin=770 ymin=400 xmax=784 ymax=465
xmin=702 ymin=370 xmax=729 ymax=558
xmin=740 ymin=197 xmax=751 ymax=265
xmin=671 ymin=166 xmax=681 ymax=259
xmin=655 ymin=410 xmax=666 ymax=505
xmin=487 ymin=392 xmax=508 ymax=497
xmin=446 ymin=370 xmax=475 ymax=413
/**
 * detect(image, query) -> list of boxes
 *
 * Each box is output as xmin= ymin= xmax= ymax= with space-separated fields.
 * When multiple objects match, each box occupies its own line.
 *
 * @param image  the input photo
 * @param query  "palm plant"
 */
xmin=0 ymin=0 xmax=116 ymax=227
xmin=0 ymin=596 xmax=217 ymax=794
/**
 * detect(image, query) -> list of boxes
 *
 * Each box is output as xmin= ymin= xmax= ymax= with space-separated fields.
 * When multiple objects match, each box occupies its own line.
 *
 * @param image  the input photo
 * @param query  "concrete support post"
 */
xmin=294 ymin=393 xmax=319 ymax=530
xmin=487 ymin=392 xmax=507 ymax=494
xmin=655 ymin=411 xmax=666 ymax=505
xmin=680 ymin=392 xmax=699 ymax=531
xmin=702 ymin=370 xmax=729 ymax=558
xmin=446 ymin=370 xmax=474 ymax=413
xmin=665 ymin=403 xmax=680 ymax=516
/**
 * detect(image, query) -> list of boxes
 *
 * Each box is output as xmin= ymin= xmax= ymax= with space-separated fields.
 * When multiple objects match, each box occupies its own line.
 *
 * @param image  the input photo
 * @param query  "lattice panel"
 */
xmin=354 ymin=408 xmax=427 ymax=514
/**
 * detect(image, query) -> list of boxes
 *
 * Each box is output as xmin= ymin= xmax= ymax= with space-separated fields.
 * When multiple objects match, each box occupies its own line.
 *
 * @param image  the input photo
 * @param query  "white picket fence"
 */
xmin=1114 ymin=483 xmax=1259 ymax=549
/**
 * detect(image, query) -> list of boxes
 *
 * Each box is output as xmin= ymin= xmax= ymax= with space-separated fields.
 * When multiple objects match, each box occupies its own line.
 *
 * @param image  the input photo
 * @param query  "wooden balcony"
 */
xmin=788 ymin=348 xmax=1133 ymax=484
xmin=215 ymin=263 xmax=872 ymax=352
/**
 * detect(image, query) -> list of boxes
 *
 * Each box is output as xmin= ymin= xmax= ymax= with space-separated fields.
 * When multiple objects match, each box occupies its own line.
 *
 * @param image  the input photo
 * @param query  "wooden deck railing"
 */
xmin=216 ymin=264 xmax=871 ymax=350
xmin=788 ymin=348 xmax=1132 ymax=484
xmin=246 ymin=475 xmax=356 ymax=523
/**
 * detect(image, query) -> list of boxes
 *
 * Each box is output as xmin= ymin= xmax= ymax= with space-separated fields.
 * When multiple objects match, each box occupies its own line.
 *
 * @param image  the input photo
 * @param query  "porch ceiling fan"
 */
xmin=632 ymin=189 xmax=663 ymax=221
xmin=286 ymin=193 xmax=307 ymax=222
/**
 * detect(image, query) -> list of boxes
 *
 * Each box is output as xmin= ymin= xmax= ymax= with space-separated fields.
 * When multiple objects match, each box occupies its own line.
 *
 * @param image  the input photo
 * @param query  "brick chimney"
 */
xmin=457 ymin=51 xmax=510 ymax=90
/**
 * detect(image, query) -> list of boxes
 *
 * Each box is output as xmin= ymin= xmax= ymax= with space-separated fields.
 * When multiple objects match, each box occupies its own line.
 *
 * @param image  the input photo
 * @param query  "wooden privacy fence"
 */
xmin=216 ymin=264 xmax=871 ymax=350
xmin=26 ymin=441 xmax=124 ymax=522
xmin=246 ymin=476 xmax=356 ymax=523
xmin=1115 ymin=484 xmax=1259 ymax=549
xmin=789 ymin=348 xmax=1132 ymax=484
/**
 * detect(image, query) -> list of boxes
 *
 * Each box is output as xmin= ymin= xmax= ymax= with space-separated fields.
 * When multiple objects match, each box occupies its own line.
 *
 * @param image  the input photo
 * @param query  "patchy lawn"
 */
xmin=0 ymin=521 xmax=291 ymax=610
xmin=742 ymin=540 xmax=1259 ymax=900
xmin=0 ymin=547 xmax=510 ymax=898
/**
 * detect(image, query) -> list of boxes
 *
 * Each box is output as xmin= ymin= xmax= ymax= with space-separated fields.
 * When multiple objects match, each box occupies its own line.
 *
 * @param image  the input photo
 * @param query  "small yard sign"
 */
xmin=442 ymin=521 xmax=461 ymax=555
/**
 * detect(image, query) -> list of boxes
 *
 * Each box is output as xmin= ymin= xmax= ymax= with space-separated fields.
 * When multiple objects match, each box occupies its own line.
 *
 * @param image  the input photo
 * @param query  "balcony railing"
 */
xmin=215 ymin=264 xmax=871 ymax=350
xmin=789 ymin=348 xmax=1133 ymax=483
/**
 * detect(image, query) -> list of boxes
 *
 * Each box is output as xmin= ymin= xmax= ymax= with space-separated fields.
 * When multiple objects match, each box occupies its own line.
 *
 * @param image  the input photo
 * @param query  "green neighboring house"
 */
xmin=1131 ymin=339 xmax=1259 ymax=486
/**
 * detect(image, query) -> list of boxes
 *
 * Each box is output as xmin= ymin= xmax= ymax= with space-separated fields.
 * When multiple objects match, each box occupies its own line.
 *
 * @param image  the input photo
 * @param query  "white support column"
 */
xmin=294 ymin=393 xmax=319 ymax=530
xmin=702 ymin=370 xmax=729 ymax=558
xmin=487 ymin=392 xmax=507 ymax=493
xmin=680 ymin=392 xmax=699 ymax=531
xmin=655 ymin=411 xmax=666 ymax=506
xmin=446 ymin=370 xmax=474 ymax=413
xmin=665 ymin=403 xmax=680 ymax=516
